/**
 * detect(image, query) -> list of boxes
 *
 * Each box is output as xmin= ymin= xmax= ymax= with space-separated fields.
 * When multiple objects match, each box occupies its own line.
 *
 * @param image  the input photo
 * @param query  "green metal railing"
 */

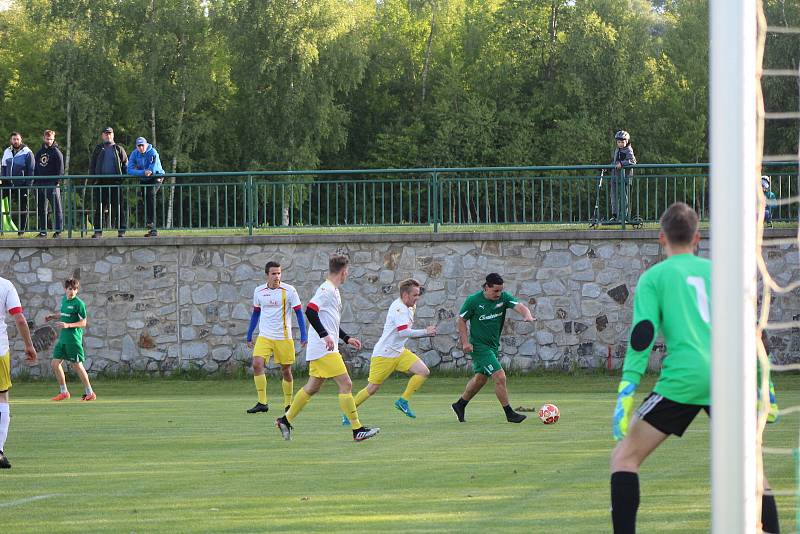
xmin=0 ymin=162 xmax=793 ymax=236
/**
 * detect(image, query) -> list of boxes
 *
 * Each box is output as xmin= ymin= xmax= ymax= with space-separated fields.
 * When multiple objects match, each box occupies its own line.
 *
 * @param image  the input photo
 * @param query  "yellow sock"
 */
xmin=282 ymin=379 xmax=293 ymax=408
xmin=354 ymin=387 xmax=371 ymax=407
xmin=339 ymin=393 xmax=362 ymax=429
xmin=401 ymin=374 xmax=427 ymax=401
xmin=285 ymin=388 xmax=311 ymax=423
xmin=254 ymin=374 xmax=267 ymax=404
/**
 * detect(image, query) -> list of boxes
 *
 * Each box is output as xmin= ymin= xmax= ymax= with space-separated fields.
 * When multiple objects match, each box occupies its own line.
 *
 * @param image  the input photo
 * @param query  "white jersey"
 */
xmin=372 ymin=298 xmax=415 ymax=358
xmin=0 ymin=277 xmax=22 ymax=355
xmin=305 ymin=279 xmax=342 ymax=361
xmin=252 ymin=283 xmax=302 ymax=341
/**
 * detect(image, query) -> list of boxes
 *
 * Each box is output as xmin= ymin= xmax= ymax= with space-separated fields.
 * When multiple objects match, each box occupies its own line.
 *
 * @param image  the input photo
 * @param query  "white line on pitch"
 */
xmin=0 ymin=494 xmax=60 ymax=508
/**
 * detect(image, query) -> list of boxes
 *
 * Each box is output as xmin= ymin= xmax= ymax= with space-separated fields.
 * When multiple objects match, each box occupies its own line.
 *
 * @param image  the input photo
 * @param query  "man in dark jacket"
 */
xmin=88 ymin=127 xmax=128 ymax=237
xmin=34 ymin=130 xmax=64 ymax=238
xmin=1 ymin=132 xmax=35 ymax=236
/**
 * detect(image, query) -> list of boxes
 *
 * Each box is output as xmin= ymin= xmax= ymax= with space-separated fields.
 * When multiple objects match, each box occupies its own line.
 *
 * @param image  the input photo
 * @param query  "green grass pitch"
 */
xmin=2 ymin=375 xmax=797 ymax=533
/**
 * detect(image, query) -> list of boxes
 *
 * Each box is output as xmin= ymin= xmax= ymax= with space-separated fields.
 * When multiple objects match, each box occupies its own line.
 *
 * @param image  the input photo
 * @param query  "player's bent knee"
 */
xmin=336 ymin=375 xmax=353 ymax=391
xmin=610 ymin=441 xmax=642 ymax=473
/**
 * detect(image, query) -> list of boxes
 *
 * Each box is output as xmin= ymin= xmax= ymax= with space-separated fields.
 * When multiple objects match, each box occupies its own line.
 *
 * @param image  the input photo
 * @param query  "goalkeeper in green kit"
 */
xmin=609 ymin=202 xmax=780 ymax=534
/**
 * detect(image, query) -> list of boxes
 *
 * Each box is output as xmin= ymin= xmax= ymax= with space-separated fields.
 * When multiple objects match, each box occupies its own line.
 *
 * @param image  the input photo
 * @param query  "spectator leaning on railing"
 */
xmin=610 ymin=130 xmax=637 ymax=222
xmin=89 ymin=127 xmax=128 ymax=238
xmin=0 ymin=132 xmax=34 ymax=236
xmin=34 ymin=130 xmax=64 ymax=238
xmin=128 ymin=137 xmax=165 ymax=238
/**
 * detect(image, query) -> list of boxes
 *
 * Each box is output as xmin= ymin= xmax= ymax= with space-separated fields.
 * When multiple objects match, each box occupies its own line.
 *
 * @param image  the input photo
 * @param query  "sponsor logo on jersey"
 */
xmin=478 ymin=312 xmax=503 ymax=321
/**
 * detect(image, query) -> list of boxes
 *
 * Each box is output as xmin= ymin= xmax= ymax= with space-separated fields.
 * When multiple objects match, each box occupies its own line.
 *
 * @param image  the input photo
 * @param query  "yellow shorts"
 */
xmin=0 ymin=352 xmax=11 ymax=391
xmin=253 ymin=337 xmax=296 ymax=365
xmin=309 ymin=352 xmax=348 ymax=379
xmin=368 ymin=349 xmax=420 ymax=385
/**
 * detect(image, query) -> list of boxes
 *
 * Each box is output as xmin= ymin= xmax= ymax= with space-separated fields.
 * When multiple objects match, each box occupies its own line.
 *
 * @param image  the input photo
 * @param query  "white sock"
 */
xmin=84 ymin=387 xmax=93 ymax=396
xmin=59 ymin=384 xmax=68 ymax=394
xmin=0 ymin=403 xmax=9 ymax=452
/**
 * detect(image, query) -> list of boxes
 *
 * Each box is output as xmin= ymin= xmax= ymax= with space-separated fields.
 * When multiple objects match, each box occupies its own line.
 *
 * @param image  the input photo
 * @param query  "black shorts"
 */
xmin=635 ymin=393 xmax=710 ymax=437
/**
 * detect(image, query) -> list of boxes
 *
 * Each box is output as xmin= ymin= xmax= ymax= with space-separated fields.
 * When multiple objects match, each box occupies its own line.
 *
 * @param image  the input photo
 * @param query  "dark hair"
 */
xmin=399 ymin=278 xmax=421 ymax=294
xmin=329 ymin=254 xmax=349 ymax=274
xmin=483 ymin=273 xmax=504 ymax=288
xmin=9 ymin=131 xmax=21 ymax=139
xmin=265 ymin=261 xmax=281 ymax=273
xmin=660 ymin=202 xmax=699 ymax=245
xmin=64 ymin=278 xmax=80 ymax=290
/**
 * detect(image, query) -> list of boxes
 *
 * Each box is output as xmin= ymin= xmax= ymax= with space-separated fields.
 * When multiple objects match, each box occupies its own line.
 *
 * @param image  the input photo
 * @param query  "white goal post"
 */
xmin=710 ymin=1 xmax=758 ymax=533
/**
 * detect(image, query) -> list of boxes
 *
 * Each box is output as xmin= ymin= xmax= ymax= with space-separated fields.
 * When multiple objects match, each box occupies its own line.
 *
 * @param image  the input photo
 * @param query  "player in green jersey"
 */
xmin=451 ymin=273 xmax=535 ymax=424
xmin=609 ymin=202 xmax=779 ymax=534
xmin=46 ymin=278 xmax=95 ymax=401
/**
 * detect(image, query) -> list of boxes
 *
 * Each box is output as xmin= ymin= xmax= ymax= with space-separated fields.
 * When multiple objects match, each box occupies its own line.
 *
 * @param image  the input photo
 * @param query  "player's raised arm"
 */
xmin=456 ymin=315 xmax=472 ymax=354
xmin=12 ymin=311 xmax=36 ymax=364
xmin=512 ymin=302 xmax=535 ymax=322
xmin=612 ymin=274 xmax=661 ymax=441
xmin=293 ymin=304 xmax=307 ymax=345
xmin=287 ymin=286 xmax=307 ymax=345
xmin=306 ymin=301 xmax=333 ymax=351
xmin=4 ymin=282 xmax=35 ymax=364
xmin=246 ymin=306 xmax=261 ymax=347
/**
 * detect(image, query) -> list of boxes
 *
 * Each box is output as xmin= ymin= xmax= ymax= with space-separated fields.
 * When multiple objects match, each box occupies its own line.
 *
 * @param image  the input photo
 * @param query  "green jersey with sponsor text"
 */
xmin=622 ymin=253 xmax=712 ymax=405
xmin=58 ymin=296 xmax=87 ymax=348
xmin=459 ymin=290 xmax=519 ymax=350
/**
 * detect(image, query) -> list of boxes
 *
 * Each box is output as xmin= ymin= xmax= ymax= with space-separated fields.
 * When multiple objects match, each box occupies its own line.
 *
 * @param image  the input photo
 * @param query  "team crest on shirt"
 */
xmin=495 ymin=302 xmax=504 ymax=308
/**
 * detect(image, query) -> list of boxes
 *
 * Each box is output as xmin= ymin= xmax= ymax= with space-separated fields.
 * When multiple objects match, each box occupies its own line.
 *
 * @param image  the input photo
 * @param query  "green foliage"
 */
xmin=0 ymin=0 xmax=794 ymax=173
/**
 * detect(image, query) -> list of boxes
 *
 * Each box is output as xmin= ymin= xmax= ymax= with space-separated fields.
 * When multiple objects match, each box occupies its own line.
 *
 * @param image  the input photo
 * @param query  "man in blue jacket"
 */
xmin=34 ymin=130 xmax=64 ymax=238
xmin=128 ymin=137 xmax=164 ymax=237
xmin=1 ymin=132 xmax=34 ymax=236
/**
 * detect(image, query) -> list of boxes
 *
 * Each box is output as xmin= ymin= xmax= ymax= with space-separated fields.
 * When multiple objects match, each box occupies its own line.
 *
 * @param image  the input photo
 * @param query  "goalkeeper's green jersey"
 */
xmin=622 ymin=253 xmax=712 ymax=405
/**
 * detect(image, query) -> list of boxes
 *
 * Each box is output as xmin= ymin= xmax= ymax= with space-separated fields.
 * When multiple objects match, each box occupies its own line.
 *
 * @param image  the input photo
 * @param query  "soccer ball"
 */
xmin=538 ymin=403 xmax=560 ymax=424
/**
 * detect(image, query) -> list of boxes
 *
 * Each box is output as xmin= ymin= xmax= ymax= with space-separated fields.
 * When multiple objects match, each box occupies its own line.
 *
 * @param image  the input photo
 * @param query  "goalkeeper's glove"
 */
xmin=768 ymin=381 xmax=779 ymax=424
xmin=760 ymin=380 xmax=780 ymax=424
xmin=612 ymin=380 xmax=637 ymax=441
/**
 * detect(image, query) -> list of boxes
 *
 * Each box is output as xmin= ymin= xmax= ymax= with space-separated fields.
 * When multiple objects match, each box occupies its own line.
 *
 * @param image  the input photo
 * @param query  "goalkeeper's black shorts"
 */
xmin=636 ymin=393 xmax=710 ymax=437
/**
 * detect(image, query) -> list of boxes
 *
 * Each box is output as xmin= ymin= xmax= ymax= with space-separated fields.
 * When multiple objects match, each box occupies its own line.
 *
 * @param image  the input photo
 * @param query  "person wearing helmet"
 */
xmin=611 ymin=130 xmax=636 ymax=221
xmin=761 ymin=175 xmax=776 ymax=227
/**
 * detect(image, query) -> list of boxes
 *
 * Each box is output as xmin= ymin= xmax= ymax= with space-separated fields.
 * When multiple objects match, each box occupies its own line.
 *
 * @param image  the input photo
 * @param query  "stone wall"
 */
xmin=5 ymin=230 xmax=798 ymax=378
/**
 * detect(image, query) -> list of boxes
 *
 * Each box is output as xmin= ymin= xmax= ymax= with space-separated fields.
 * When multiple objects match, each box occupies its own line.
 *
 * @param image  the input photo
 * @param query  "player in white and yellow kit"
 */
xmin=246 ymin=261 xmax=307 ymax=414
xmin=275 ymin=255 xmax=379 ymax=442
xmin=0 ymin=276 xmax=37 ymax=468
xmin=343 ymin=278 xmax=435 ymax=424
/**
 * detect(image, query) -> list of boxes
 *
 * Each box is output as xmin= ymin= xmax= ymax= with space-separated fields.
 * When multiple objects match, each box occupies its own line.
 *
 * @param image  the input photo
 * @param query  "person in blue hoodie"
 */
xmin=0 ymin=132 xmax=35 ymax=236
xmin=128 ymin=137 xmax=164 ymax=237
xmin=610 ymin=130 xmax=637 ymax=222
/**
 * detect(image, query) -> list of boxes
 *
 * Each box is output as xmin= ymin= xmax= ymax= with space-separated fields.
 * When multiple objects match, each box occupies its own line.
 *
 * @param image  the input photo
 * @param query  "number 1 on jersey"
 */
xmin=686 ymin=276 xmax=710 ymax=324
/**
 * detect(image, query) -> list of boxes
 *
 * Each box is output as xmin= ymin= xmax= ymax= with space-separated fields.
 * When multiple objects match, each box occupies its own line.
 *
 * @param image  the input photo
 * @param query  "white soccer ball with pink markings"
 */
xmin=538 ymin=403 xmax=560 ymax=425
